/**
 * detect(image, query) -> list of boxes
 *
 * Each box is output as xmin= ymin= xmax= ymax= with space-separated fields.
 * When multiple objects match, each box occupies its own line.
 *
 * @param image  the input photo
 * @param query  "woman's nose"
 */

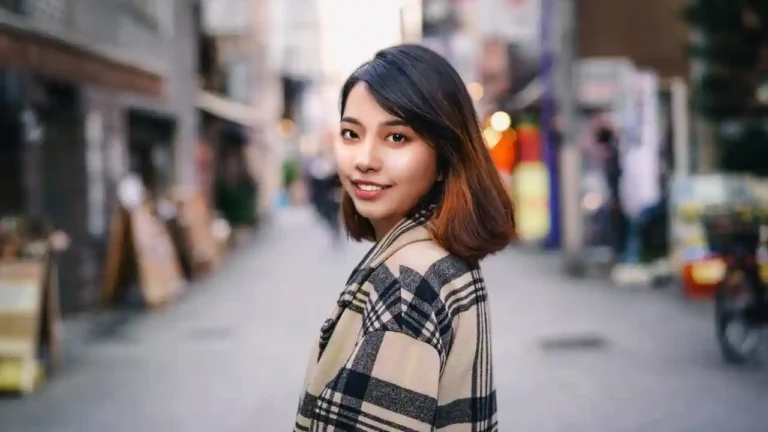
xmin=354 ymin=140 xmax=381 ymax=173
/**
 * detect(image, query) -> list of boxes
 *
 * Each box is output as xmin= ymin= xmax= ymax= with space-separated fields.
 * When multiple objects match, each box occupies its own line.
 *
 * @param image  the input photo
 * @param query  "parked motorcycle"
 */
xmin=702 ymin=205 xmax=768 ymax=364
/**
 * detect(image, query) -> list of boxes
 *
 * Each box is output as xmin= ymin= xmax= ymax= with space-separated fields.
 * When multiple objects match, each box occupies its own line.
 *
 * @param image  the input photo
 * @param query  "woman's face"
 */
xmin=336 ymin=82 xmax=438 ymax=238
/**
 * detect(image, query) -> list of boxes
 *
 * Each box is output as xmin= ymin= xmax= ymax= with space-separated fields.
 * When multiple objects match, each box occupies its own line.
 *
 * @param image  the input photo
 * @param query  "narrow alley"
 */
xmin=1 ymin=208 xmax=767 ymax=432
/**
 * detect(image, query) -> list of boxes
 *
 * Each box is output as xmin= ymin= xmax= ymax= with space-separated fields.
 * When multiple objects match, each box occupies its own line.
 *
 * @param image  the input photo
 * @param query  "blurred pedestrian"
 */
xmin=581 ymin=110 xmax=625 ymax=260
xmin=295 ymin=44 xmax=514 ymax=431
xmin=307 ymin=129 xmax=342 ymax=244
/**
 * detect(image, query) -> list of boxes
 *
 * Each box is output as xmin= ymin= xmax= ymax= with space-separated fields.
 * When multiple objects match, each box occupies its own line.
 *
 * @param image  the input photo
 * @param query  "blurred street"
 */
xmin=0 ymin=207 xmax=766 ymax=432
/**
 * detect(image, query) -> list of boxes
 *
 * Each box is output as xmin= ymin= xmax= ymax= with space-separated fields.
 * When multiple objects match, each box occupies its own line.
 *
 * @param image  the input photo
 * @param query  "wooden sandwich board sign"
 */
xmin=101 ymin=177 xmax=186 ymax=309
xmin=0 ymin=253 xmax=62 ymax=395
xmin=171 ymin=190 xmax=221 ymax=278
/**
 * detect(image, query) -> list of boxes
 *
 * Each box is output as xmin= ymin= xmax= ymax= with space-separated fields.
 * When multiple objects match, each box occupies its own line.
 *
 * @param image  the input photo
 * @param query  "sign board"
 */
xmin=577 ymin=58 xmax=636 ymax=108
xmin=0 ymin=255 xmax=61 ymax=394
xmin=101 ymin=202 xmax=185 ymax=309
xmin=478 ymin=0 xmax=541 ymax=45
xmin=513 ymin=162 xmax=552 ymax=241
xmin=169 ymin=191 xmax=221 ymax=278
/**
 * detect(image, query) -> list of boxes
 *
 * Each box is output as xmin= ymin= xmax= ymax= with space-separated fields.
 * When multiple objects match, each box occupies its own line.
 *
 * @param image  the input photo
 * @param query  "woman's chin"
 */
xmin=353 ymin=202 xmax=391 ymax=221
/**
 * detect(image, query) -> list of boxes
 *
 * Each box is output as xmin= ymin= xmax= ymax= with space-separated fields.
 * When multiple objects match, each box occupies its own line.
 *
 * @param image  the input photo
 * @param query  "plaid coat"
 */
xmin=295 ymin=210 xmax=497 ymax=431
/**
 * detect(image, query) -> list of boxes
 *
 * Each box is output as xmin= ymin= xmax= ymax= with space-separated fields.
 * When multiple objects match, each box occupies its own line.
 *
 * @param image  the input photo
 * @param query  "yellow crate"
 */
xmin=0 ymin=357 xmax=44 ymax=394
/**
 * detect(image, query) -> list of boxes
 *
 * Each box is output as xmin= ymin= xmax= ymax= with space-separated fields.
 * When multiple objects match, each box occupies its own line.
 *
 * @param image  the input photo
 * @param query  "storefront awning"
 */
xmin=196 ymin=90 xmax=258 ymax=126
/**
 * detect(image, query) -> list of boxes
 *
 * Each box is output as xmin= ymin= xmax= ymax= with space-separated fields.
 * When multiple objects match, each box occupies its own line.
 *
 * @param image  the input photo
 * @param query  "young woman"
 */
xmin=295 ymin=44 xmax=515 ymax=431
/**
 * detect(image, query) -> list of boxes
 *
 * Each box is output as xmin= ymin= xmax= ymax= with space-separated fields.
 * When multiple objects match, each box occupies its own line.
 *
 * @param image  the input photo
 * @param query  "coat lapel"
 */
xmin=317 ymin=206 xmax=435 ymax=361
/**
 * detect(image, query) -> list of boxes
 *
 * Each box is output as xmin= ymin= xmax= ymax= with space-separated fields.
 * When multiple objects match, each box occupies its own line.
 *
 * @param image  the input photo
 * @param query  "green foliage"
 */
xmin=282 ymin=160 xmax=300 ymax=187
xmin=683 ymin=0 xmax=768 ymax=120
xmin=682 ymin=1 xmax=745 ymax=32
xmin=720 ymin=123 xmax=768 ymax=174
xmin=691 ymin=71 xmax=753 ymax=118
xmin=685 ymin=36 xmax=761 ymax=68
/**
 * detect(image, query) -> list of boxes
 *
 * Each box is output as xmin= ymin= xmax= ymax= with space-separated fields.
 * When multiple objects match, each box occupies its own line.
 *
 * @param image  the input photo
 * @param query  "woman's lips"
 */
xmin=351 ymin=181 xmax=391 ymax=201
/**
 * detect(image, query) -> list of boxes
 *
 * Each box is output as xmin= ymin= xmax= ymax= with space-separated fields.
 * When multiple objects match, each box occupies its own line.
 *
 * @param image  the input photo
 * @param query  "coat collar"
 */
xmin=344 ymin=204 xmax=437 ymax=290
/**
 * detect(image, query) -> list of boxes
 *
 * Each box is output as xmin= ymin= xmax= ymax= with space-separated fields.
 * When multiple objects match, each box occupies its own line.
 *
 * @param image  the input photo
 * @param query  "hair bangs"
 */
xmin=340 ymin=57 xmax=449 ymax=147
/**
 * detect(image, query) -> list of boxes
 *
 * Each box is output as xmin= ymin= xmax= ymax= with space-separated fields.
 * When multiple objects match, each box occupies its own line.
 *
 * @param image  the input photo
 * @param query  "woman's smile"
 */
xmin=351 ymin=179 xmax=392 ymax=200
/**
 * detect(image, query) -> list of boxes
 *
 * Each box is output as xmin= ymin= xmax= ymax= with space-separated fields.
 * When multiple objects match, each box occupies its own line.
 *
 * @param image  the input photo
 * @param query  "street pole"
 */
xmin=556 ymin=0 xmax=585 ymax=275
xmin=540 ymin=0 xmax=560 ymax=249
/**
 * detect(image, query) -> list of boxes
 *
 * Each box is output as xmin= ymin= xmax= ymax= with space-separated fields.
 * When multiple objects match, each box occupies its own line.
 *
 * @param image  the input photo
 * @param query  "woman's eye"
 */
xmin=340 ymin=129 xmax=358 ymax=140
xmin=386 ymin=133 xmax=408 ymax=143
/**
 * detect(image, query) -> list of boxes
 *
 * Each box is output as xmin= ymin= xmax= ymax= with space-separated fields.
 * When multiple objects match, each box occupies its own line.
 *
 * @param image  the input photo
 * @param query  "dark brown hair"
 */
xmin=339 ymin=44 xmax=515 ymax=262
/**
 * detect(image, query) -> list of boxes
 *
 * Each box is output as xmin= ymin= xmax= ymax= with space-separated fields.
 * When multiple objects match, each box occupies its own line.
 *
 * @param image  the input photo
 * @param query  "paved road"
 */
xmin=2 ymin=207 xmax=768 ymax=432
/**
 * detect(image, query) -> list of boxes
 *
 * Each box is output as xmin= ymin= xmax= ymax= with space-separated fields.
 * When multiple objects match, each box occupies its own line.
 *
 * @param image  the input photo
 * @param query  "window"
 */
xmin=226 ymin=59 xmax=252 ymax=104
xmin=202 ymin=0 xmax=250 ymax=35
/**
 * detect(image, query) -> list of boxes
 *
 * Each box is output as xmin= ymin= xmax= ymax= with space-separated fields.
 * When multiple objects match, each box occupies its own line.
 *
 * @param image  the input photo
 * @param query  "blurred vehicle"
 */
xmin=702 ymin=205 xmax=768 ymax=364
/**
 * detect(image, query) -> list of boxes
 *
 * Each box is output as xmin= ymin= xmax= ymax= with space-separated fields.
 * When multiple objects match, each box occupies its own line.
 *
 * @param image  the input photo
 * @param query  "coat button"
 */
xmin=337 ymin=298 xmax=351 ymax=307
xmin=321 ymin=319 xmax=335 ymax=332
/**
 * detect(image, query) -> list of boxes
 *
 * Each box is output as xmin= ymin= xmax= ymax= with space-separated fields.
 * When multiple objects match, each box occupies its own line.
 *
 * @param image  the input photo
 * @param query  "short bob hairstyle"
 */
xmin=339 ymin=44 xmax=515 ymax=262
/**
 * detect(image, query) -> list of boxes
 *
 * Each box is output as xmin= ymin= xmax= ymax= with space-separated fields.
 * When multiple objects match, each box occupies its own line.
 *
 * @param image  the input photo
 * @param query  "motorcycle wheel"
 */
xmin=714 ymin=273 xmax=762 ymax=365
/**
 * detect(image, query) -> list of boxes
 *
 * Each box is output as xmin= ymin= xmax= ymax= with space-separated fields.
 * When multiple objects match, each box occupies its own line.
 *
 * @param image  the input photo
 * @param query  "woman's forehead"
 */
xmin=342 ymin=83 xmax=402 ymax=126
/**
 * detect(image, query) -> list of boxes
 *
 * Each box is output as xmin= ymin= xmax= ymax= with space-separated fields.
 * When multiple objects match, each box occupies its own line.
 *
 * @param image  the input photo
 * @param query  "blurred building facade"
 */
xmin=197 ymin=0 xmax=283 ymax=223
xmin=273 ymin=0 xmax=321 ymax=160
xmin=0 ymin=0 xmax=198 ymax=312
xmin=577 ymin=0 xmax=689 ymax=78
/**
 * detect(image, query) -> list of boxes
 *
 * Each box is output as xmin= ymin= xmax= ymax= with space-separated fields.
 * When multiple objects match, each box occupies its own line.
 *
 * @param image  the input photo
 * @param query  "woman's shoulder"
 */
xmin=363 ymin=239 xmax=485 ymax=356
xmin=397 ymin=236 xmax=475 ymax=267
xmin=378 ymin=238 xmax=479 ymax=300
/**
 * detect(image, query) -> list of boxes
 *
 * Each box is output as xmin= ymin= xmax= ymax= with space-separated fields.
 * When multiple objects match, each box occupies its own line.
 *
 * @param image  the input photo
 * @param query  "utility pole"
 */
xmin=555 ymin=0 xmax=585 ymax=275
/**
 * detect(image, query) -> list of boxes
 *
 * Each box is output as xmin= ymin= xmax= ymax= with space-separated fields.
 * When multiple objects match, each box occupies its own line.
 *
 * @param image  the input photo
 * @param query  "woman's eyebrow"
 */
xmin=381 ymin=119 xmax=408 ymax=127
xmin=340 ymin=117 xmax=408 ymax=128
xmin=340 ymin=116 xmax=361 ymax=125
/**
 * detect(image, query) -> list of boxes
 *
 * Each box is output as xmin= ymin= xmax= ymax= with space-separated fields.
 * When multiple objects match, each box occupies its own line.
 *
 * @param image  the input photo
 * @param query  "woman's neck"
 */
xmin=371 ymin=215 xmax=403 ymax=241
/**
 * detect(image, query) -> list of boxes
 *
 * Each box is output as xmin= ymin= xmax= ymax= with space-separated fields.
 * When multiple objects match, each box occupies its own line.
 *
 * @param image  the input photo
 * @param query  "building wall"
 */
xmin=78 ymin=1 xmax=197 ymax=311
xmin=0 ymin=0 xmax=199 ymax=312
xmin=250 ymin=0 xmax=283 ymax=216
xmin=10 ymin=0 xmax=197 ymax=188
xmin=201 ymin=0 xmax=283 ymax=217
xmin=577 ymin=0 xmax=689 ymax=77
xmin=12 ymin=0 xmax=169 ymax=73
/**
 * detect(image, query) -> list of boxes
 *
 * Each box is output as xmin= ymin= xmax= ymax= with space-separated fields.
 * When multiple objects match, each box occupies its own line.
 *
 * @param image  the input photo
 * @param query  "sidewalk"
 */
xmin=49 ymin=222 xmax=276 ymax=378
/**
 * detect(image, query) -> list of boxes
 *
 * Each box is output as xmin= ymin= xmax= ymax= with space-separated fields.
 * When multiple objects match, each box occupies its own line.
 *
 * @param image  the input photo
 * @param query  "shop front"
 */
xmin=0 ymin=24 xmax=165 ymax=314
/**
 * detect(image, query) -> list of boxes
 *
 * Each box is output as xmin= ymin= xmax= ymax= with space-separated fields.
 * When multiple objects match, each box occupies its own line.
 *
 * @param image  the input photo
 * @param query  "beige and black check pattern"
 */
xmin=295 ymin=209 xmax=497 ymax=431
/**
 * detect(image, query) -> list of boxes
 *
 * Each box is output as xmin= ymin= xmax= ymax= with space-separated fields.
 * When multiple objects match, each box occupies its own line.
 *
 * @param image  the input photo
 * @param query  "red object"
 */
xmin=489 ymin=132 xmax=516 ymax=174
xmin=681 ymin=260 xmax=721 ymax=300
xmin=517 ymin=124 xmax=542 ymax=162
